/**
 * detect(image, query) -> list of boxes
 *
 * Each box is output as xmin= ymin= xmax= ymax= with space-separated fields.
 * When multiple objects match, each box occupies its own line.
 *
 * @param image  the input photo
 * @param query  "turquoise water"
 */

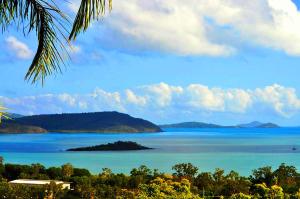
xmin=0 ymin=128 xmax=300 ymax=176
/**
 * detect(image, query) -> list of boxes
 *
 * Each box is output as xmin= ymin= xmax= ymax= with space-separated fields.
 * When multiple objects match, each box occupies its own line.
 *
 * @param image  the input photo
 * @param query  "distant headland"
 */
xmin=67 ymin=141 xmax=153 ymax=151
xmin=160 ymin=121 xmax=280 ymax=129
xmin=0 ymin=112 xmax=162 ymax=133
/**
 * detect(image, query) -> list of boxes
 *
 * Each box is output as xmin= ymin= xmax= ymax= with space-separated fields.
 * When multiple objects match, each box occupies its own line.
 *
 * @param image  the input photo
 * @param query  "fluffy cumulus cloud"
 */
xmin=184 ymin=85 xmax=252 ymax=113
xmin=68 ymin=0 xmax=300 ymax=56
xmin=5 ymin=36 xmax=33 ymax=59
xmin=1 ymin=83 xmax=300 ymax=123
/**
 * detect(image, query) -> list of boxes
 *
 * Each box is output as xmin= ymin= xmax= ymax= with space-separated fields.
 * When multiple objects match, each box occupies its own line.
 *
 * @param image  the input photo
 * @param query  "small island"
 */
xmin=67 ymin=141 xmax=153 ymax=151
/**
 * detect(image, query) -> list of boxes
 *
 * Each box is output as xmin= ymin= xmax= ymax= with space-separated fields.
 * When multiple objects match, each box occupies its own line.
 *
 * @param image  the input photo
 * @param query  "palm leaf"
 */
xmin=24 ymin=0 xmax=69 ymax=84
xmin=0 ymin=105 xmax=9 ymax=123
xmin=69 ymin=0 xmax=112 ymax=41
xmin=0 ymin=0 xmax=69 ymax=84
xmin=0 ymin=0 xmax=111 ymax=84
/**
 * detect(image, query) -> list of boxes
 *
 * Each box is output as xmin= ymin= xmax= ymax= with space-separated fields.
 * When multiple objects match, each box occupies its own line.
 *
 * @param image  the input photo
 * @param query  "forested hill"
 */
xmin=3 ymin=112 xmax=162 ymax=133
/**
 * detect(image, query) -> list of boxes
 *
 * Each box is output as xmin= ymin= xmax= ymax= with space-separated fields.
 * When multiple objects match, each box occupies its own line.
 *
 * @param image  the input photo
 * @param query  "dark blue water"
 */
xmin=0 ymin=128 xmax=299 ymax=175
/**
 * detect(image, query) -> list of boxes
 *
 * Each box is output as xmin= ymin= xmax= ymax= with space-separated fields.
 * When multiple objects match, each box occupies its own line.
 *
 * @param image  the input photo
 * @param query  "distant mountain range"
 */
xmin=160 ymin=121 xmax=280 ymax=128
xmin=0 ymin=111 xmax=282 ymax=133
xmin=0 ymin=112 xmax=162 ymax=133
xmin=237 ymin=121 xmax=279 ymax=128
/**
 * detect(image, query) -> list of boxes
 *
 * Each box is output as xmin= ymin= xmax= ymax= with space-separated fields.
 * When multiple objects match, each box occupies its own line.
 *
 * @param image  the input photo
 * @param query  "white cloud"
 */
xmin=69 ymin=0 xmax=300 ymax=56
xmin=143 ymin=82 xmax=183 ymax=107
xmin=90 ymin=88 xmax=125 ymax=111
xmin=5 ymin=36 xmax=33 ymax=59
xmin=69 ymin=45 xmax=81 ymax=54
xmin=58 ymin=93 xmax=76 ymax=106
xmin=125 ymin=89 xmax=147 ymax=106
xmin=185 ymin=85 xmax=225 ymax=111
xmin=253 ymin=84 xmax=300 ymax=117
xmin=199 ymin=0 xmax=300 ymax=56
xmin=103 ymin=0 xmax=235 ymax=56
xmin=2 ymin=83 xmax=300 ymax=120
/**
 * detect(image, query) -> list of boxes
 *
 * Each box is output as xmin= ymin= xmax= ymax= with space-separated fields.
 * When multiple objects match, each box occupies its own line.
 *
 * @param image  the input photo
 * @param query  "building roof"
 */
xmin=9 ymin=179 xmax=70 ymax=185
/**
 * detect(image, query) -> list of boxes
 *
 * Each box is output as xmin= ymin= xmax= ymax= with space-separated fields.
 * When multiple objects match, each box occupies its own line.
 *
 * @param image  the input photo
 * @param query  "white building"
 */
xmin=9 ymin=179 xmax=71 ymax=190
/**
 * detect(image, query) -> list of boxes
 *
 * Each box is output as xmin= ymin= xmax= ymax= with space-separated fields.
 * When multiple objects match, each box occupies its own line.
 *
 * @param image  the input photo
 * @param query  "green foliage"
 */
xmin=73 ymin=168 xmax=91 ymax=177
xmin=0 ymin=158 xmax=298 ymax=199
xmin=250 ymin=166 xmax=275 ymax=187
xmin=0 ymin=105 xmax=9 ymax=124
xmin=0 ymin=0 xmax=68 ymax=83
xmin=172 ymin=163 xmax=199 ymax=180
xmin=274 ymin=163 xmax=299 ymax=193
xmin=252 ymin=183 xmax=285 ymax=199
xmin=137 ymin=177 xmax=201 ymax=199
xmin=62 ymin=163 xmax=74 ymax=179
xmin=0 ymin=180 xmax=66 ymax=199
xmin=270 ymin=185 xmax=284 ymax=199
xmin=229 ymin=193 xmax=252 ymax=199
xmin=294 ymin=189 xmax=300 ymax=199
xmin=69 ymin=0 xmax=112 ymax=41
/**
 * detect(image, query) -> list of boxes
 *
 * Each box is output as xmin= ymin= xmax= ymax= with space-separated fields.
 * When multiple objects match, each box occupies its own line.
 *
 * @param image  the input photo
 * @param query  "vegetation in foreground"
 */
xmin=0 ymin=158 xmax=299 ymax=199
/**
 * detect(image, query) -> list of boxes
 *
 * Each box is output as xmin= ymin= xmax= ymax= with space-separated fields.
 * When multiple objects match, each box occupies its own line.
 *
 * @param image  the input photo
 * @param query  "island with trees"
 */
xmin=67 ymin=141 xmax=153 ymax=151
xmin=0 ymin=111 xmax=162 ymax=133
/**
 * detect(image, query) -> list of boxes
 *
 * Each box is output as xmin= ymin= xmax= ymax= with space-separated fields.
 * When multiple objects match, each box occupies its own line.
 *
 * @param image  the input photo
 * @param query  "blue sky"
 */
xmin=1 ymin=0 xmax=300 ymax=125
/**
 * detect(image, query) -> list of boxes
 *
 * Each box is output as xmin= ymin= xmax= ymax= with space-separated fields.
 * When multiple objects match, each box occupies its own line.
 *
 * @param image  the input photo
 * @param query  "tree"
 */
xmin=45 ymin=181 xmax=68 ymax=199
xmin=195 ymin=172 xmax=215 ymax=196
xmin=62 ymin=163 xmax=74 ymax=179
xmin=172 ymin=163 xmax=198 ymax=180
xmin=270 ymin=185 xmax=284 ymax=199
xmin=137 ymin=177 xmax=201 ymax=199
xmin=274 ymin=163 xmax=299 ymax=193
xmin=250 ymin=166 xmax=275 ymax=187
xmin=72 ymin=176 xmax=95 ymax=199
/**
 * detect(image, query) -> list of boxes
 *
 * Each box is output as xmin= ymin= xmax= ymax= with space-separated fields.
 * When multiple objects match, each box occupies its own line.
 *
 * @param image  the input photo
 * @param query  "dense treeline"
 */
xmin=0 ymin=158 xmax=299 ymax=199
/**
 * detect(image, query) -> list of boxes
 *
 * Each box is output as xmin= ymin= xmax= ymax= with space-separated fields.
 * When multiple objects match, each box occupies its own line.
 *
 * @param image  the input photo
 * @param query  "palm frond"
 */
xmin=0 ymin=0 xmax=111 ymax=84
xmin=0 ymin=0 xmax=69 ymax=84
xmin=24 ymin=0 xmax=69 ymax=84
xmin=69 ymin=0 xmax=112 ymax=41
xmin=0 ymin=1 xmax=19 ymax=32
xmin=0 ymin=105 xmax=9 ymax=123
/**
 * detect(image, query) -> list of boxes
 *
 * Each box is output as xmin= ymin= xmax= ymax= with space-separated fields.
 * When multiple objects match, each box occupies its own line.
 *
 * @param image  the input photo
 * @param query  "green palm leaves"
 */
xmin=0 ymin=0 xmax=111 ymax=84
xmin=0 ymin=105 xmax=9 ymax=123
xmin=69 ymin=0 xmax=112 ymax=41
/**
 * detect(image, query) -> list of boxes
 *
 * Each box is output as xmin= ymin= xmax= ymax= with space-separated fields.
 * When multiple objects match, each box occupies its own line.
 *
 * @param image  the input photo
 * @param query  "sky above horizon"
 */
xmin=1 ymin=0 xmax=300 ymax=125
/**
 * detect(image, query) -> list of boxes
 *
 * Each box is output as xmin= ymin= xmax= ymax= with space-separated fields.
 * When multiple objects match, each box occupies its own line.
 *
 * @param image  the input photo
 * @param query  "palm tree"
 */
xmin=0 ymin=0 xmax=112 ymax=120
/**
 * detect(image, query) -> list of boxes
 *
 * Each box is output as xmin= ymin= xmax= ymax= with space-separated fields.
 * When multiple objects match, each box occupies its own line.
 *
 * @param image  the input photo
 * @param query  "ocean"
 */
xmin=0 ymin=127 xmax=299 ymax=176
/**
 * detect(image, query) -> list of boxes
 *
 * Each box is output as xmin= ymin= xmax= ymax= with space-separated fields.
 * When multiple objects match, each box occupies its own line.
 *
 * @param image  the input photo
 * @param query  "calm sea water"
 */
xmin=0 ymin=128 xmax=300 ymax=176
